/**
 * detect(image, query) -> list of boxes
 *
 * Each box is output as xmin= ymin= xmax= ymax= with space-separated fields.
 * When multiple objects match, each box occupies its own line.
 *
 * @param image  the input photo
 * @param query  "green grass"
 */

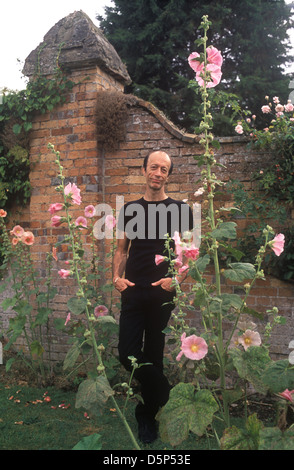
xmin=0 ymin=381 xmax=224 ymax=450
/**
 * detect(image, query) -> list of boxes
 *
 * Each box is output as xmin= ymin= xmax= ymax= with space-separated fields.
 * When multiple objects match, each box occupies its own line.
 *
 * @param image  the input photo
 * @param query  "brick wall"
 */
xmin=1 ymin=80 xmax=293 ymax=362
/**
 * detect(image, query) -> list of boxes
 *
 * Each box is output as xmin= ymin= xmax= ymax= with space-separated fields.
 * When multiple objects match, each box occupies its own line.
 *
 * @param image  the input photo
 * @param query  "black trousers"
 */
xmin=118 ymin=285 xmax=174 ymax=421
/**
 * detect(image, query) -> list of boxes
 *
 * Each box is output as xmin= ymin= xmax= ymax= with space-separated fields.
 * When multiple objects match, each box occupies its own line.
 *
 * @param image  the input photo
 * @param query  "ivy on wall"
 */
xmin=0 ymin=68 xmax=74 ymax=212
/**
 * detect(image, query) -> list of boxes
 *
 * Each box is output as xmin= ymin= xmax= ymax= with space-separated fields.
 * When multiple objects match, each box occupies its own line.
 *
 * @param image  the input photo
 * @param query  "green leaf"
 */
xmin=67 ymin=297 xmax=88 ymax=315
xmin=229 ymin=346 xmax=272 ymax=394
xmin=261 ymin=360 xmax=294 ymax=393
xmin=157 ymin=383 xmax=218 ymax=446
xmin=210 ymin=293 xmax=243 ymax=313
xmin=5 ymin=357 xmax=16 ymax=372
xmin=63 ymin=340 xmax=81 ymax=371
xmin=72 ymin=433 xmax=102 ymax=450
xmin=12 ymin=123 xmax=22 ymax=134
xmin=95 ymin=315 xmax=117 ymax=325
xmin=1 ymin=296 xmax=18 ymax=311
xmin=211 ymin=222 xmax=237 ymax=240
xmin=221 ymin=414 xmax=263 ymax=450
xmin=259 ymin=427 xmax=294 ymax=450
xmin=33 ymin=307 xmax=52 ymax=327
xmin=75 ymin=376 xmax=114 ymax=415
xmin=223 ymin=262 xmax=256 ymax=282
xmin=30 ymin=340 xmax=44 ymax=357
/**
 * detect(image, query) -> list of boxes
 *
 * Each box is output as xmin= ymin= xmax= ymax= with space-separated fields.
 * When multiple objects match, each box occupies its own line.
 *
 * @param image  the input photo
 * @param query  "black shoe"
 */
xmin=137 ymin=418 xmax=158 ymax=444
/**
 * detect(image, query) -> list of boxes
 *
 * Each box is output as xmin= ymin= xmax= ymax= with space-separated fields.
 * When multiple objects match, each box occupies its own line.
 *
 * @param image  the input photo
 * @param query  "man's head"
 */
xmin=142 ymin=151 xmax=173 ymax=196
xmin=143 ymin=151 xmax=173 ymax=176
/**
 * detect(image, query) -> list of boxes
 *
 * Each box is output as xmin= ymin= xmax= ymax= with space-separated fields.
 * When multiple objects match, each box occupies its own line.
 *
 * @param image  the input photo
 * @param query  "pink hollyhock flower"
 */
xmin=51 ymin=215 xmax=64 ymax=227
xmin=0 ymin=209 xmax=7 ymax=217
xmin=285 ymin=102 xmax=294 ymax=112
xmin=105 ymin=214 xmax=117 ymax=230
xmin=174 ymin=257 xmax=183 ymax=268
xmin=273 ymin=96 xmax=280 ymax=104
xmin=75 ymin=216 xmax=88 ymax=229
xmin=155 ymin=254 xmax=165 ymax=265
xmin=238 ymin=329 xmax=261 ymax=351
xmin=12 ymin=237 xmax=19 ymax=246
xmin=173 ymin=231 xmax=183 ymax=259
xmin=84 ymin=205 xmax=96 ymax=218
xmin=261 ymin=105 xmax=271 ymax=114
xmin=176 ymin=332 xmax=208 ymax=361
xmin=271 ymin=233 xmax=285 ymax=256
xmin=94 ymin=305 xmax=109 ymax=317
xmin=52 ymin=247 xmax=58 ymax=261
xmin=64 ymin=182 xmax=82 ymax=205
xmin=21 ymin=231 xmax=35 ymax=246
xmin=65 ymin=313 xmax=71 ymax=326
xmin=183 ymin=244 xmax=199 ymax=260
xmin=235 ymin=124 xmax=244 ymax=135
xmin=196 ymin=63 xmax=222 ymax=88
xmin=10 ymin=225 xmax=24 ymax=237
xmin=178 ymin=264 xmax=189 ymax=274
xmin=188 ymin=52 xmax=202 ymax=73
xmin=48 ymin=203 xmax=63 ymax=215
xmin=207 ymin=46 xmax=223 ymax=67
xmin=58 ymin=269 xmax=71 ymax=279
xmin=279 ymin=389 xmax=294 ymax=402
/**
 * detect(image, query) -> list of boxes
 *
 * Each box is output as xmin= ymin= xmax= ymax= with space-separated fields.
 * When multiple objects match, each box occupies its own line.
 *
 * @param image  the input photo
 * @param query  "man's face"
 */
xmin=143 ymin=152 xmax=171 ymax=191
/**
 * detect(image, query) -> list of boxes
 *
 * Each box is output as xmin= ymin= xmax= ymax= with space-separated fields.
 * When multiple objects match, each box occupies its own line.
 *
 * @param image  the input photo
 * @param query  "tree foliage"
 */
xmin=98 ymin=0 xmax=293 ymax=134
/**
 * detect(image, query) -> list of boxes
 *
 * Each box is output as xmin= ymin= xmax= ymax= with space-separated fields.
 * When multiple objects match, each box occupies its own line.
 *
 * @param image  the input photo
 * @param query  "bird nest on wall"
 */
xmin=94 ymin=90 xmax=137 ymax=151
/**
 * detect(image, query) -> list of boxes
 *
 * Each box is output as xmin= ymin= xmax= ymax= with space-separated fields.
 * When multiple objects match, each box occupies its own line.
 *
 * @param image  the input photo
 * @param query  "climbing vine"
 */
xmin=0 ymin=68 xmax=75 ymax=212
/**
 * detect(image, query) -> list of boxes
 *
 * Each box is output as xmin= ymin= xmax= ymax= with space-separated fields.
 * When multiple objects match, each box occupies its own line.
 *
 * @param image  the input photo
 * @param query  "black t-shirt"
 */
xmin=118 ymin=197 xmax=193 ymax=287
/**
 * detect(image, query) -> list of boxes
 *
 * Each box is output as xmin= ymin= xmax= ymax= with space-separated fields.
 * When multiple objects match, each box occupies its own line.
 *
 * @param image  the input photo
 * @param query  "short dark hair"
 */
xmin=143 ymin=151 xmax=173 ymax=175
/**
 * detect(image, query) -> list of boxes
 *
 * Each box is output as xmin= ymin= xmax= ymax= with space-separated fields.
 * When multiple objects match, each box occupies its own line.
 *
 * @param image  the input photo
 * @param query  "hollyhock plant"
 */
xmin=94 ymin=305 xmax=109 ymax=317
xmin=238 ymin=329 xmax=262 ymax=351
xmin=182 ymin=244 xmax=199 ymax=260
xmin=176 ymin=332 xmax=208 ymax=361
xmin=279 ymin=389 xmax=294 ymax=402
xmin=189 ymin=45 xmax=223 ymax=89
xmin=51 ymin=215 xmax=63 ymax=227
xmin=0 ymin=209 xmax=7 ymax=217
xmin=270 ymin=233 xmax=285 ymax=256
xmin=48 ymin=203 xmax=63 ymax=215
xmin=64 ymin=182 xmax=82 ymax=205
xmin=207 ymin=46 xmax=223 ymax=67
xmin=10 ymin=225 xmax=24 ymax=238
xmin=84 ymin=205 xmax=96 ymax=218
xmin=155 ymin=254 xmax=166 ymax=265
xmin=58 ymin=269 xmax=71 ymax=279
xmin=196 ymin=63 xmax=222 ymax=88
xmin=105 ymin=214 xmax=117 ymax=230
xmin=75 ymin=216 xmax=88 ymax=229
xmin=21 ymin=231 xmax=35 ymax=246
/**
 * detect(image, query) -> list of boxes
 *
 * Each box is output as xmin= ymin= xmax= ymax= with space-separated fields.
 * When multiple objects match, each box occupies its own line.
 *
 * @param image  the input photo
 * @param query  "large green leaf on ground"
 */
xmin=75 ymin=376 xmax=114 ymax=415
xmin=72 ymin=433 xmax=102 ymax=450
xmin=221 ymin=414 xmax=263 ymax=450
xmin=259 ymin=427 xmax=294 ymax=450
xmin=156 ymin=383 xmax=218 ymax=446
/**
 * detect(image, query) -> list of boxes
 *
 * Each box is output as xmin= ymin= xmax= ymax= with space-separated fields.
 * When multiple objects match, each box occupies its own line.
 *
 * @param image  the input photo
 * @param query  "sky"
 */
xmin=0 ymin=0 xmax=294 ymax=91
xmin=0 ymin=0 xmax=113 ymax=90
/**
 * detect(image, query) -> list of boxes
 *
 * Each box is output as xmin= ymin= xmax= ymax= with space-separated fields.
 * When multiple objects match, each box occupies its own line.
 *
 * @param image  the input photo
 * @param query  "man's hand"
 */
xmin=114 ymin=277 xmax=135 ymax=293
xmin=151 ymin=277 xmax=176 ymax=292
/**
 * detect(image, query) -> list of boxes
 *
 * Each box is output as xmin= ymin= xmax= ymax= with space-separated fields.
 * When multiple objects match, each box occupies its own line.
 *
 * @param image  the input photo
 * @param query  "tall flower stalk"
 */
xmin=48 ymin=143 xmax=141 ymax=450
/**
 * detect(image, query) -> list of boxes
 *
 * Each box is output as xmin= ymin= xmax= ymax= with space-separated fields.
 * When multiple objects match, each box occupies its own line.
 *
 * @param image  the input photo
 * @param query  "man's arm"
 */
xmin=113 ymin=233 xmax=135 ymax=292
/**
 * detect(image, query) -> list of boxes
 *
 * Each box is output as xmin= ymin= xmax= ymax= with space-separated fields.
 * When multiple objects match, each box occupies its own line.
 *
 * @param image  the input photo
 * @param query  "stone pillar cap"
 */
xmin=23 ymin=10 xmax=131 ymax=85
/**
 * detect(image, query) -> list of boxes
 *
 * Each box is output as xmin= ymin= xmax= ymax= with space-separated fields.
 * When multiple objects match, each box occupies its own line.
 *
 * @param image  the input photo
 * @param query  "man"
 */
xmin=113 ymin=150 xmax=193 ymax=444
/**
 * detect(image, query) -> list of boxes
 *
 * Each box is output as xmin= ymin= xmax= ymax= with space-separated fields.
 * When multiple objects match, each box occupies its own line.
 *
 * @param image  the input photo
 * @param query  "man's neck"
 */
xmin=143 ymin=188 xmax=168 ymax=201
